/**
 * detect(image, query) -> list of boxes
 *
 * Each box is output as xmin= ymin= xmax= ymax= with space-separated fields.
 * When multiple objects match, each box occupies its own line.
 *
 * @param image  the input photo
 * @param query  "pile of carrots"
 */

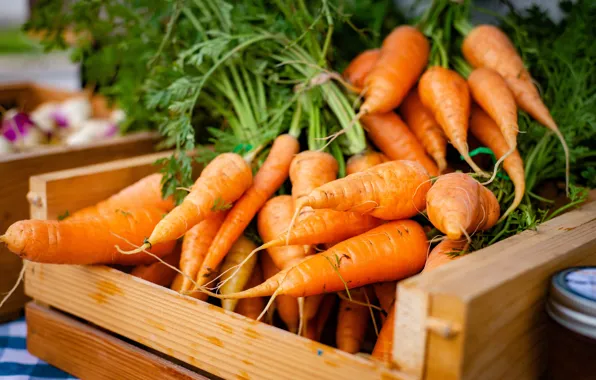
xmin=1 ymin=9 xmax=572 ymax=363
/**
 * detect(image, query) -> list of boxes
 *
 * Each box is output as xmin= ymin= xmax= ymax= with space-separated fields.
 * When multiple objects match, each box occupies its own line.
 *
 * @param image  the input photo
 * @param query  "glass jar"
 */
xmin=546 ymin=267 xmax=596 ymax=380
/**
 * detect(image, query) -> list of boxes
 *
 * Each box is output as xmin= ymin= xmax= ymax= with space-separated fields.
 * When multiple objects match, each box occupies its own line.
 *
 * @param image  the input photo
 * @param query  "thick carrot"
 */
xmin=343 ymin=49 xmax=380 ymax=90
xmin=418 ymin=67 xmax=487 ymax=176
xmin=304 ymin=294 xmax=336 ymax=341
xmin=371 ymin=305 xmax=395 ymax=362
xmin=197 ymin=135 xmax=299 ymax=287
xmin=423 ymin=239 xmax=468 ymax=272
xmin=260 ymin=251 xmax=299 ymax=332
xmin=293 ymin=160 xmax=431 ymax=221
xmin=130 ymin=247 xmax=181 ymax=287
xmin=361 ymin=26 xmax=430 ymax=114
xmin=362 ymin=112 xmax=439 ymax=176
xmin=70 ymin=173 xmax=175 ymax=219
xmin=170 ymin=212 xmax=227 ymax=298
xmin=400 ymin=89 xmax=448 ymax=173
xmin=219 ymin=220 xmax=428 ymax=299
xmin=235 ymin=262 xmax=265 ymax=320
xmin=336 ymin=288 xmax=370 ymax=353
xmin=426 ymin=173 xmax=500 ymax=240
xmin=373 ymin=282 xmax=396 ymax=314
xmin=470 ymin=106 xmax=525 ymax=220
xmin=2 ymin=208 xmax=175 ymax=265
xmin=462 ymin=24 xmax=569 ymax=192
xmin=289 ymin=151 xmax=338 ymax=203
xmin=125 ymin=153 xmax=252 ymax=253
xmin=346 ymin=151 xmax=387 ymax=175
xmin=219 ymin=236 xmax=258 ymax=312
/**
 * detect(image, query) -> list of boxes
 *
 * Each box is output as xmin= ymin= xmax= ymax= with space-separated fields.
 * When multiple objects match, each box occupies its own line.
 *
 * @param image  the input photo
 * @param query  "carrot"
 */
xmin=336 ymin=288 xmax=370 ymax=353
xmin=217 ymin=220 xmax=428 ymax=300
xmin=468 ymin=67 xmax=518 ymax=181
xmin=470 ymin=106 xmax=525 ymax=220
xmin=343 ymin=49 xmax=380 ymax=90
xmin=260 ymin=251 xmax=299 ymax=332
xmin=70 ymin=173 xmax=175 ymax=219
xmin=462 ymin=24 xmax=569 ymax=193
xmin=289 ymin=151 xmax=338 ymax=203
xmin=170 ymin=212 xmax=227 ymax=300
xmin=400 ymin=89 xmax=448 ymax=173
xmin=423 ymin=239 xmax=468 ymax=272
xmin=304 ymin=294 xmax=336 ymax=341
xmin=2 ymin=208 xmax=176 ymax=265
xmin=293 ymin=160 xmax=431 ymax=221
xmin=235 ymin=262 xmax=265 ymax=320
xmin=361 ymin=26 xmax=430 ymax=114
xmin=418 ymin=67 xmax=487 ymax=176
xmin=121 ymin=153 xmax=252 ymax=254
xmin=219 ymin=236 xmax=258 ymax=312
xmin=426 ymin=173 xmax=500 ymax=240
xmin=130 ymin=246 xmax=181 ymax=287
xmin=346 ymin=150 xmax=387 ymax=175
xmin=373 ymin=282 xmax=396 ymax=314
xmin=371 ymin=304 xmax=395 ymax=362
xmin=196 ymin=135 xmax=299 ymax=287
xmin=362 ymin=112 xmax=439 ymax=176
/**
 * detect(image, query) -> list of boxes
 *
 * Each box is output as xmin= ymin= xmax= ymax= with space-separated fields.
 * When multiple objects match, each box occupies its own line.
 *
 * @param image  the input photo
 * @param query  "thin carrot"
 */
xmin=219 ymin=236 xmax=258 ymax=312
xmin=260 ymin=251 xmax=299 ymax=332
xmin=293 ymin=160 xmax=431 ymax=221
xmin=289 ymin=151 xmax=338 ymax=203
xmin=470 ymin=106 xmax=525 ymax=220
xmin=373 ymin=282 xmax=396 ymax=314
xmin=336 ymin=288 xmax=370 ymax=353
xmin=235 ymin=262 xmax=265 ymax=320
xmin=418 ymin=67 xmax=487 ymax=176
xmin=70 ymin=173 xmax=175 ymax=219
xmin=426 ymin=173 xmax=500 ymax=240
xmin=130 ymin=246 xmax=181 ymax=287
xmin=462 ymin=24 xmax=569 ymax=193
xmin=2 ymin=208 xmax=176 ymax=265
xmin=371 ymin=304 xmax=395 ymax=363
xmin=342 ymin=49 xmax=380 ymax=90
xmin=361 ymin=26 xmax=430 ymax=114
xmin=304 ymin=294 xmax=336 ymax=341
xmin=119 ymin=153 xmax=252 ymax=254
xmin=423 ymin=239 xmax=468 ymax=272
xmin=400 ymin=89 xmax=448 ymax=173
xmin=362 ymin=112 xmax=439 ymax=176
xmin=346 ymin=150 xmax=387 ymax=176
xmin=196 ymin=135 xmax=299 ymax=287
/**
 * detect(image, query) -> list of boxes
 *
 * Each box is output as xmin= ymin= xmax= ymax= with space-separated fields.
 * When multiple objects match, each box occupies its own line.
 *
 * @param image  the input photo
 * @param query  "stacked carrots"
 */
xmin=1 ymin=3 xmax=571 ymax=366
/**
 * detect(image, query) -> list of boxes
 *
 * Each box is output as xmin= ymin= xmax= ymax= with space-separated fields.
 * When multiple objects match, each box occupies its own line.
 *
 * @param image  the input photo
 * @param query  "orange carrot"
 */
xmin=70 ymin=173 xmax=175 ymax=219
xmin=462 ymin=24 xmax=569 ymax=192
xmin=346 ymin=151 xmax=387 ymax=175
xmin=130 ymin=246 xmax=181 ymax=287
xmin=373 ymin=282 xmax=396 ymax=314
xmin=219 ymin=220 xmax=428 ymax=299
xmin=400 ymin=89 xmax=448 ymax=173
xmin=289 ymin=151 xmax=338 ymax=203
xmin=361 ymin=26 xmax=429 ymax=114
xmin=236 ymin=262 xmax=266 ymax=320
xmin=372 ymin=304 xmax=395 ymax=362
xmin=423 ymin=239 xmax=468 ymax=272
xmin=343 ymin=49 xmax=380 ymax=90
xmin=470 ymin=106 xmax=525 ymax=220
xmin=293 ymin=160 xmax=431 ymax=221
xmin=304 ymin=294 xmax=336 ymax=341
xmin=123 ymin=153 xmax=252 ymax=253
xmin=418 ymin=67 xmax=487 ymax=176
xmin=197 ymin=135 xmax=299 ymax=287
xmin=336 ymin=288 xmax=370 ymax=353
xmin=170 ymin=213 xmax=227 ymax=299
xmin=260 ymin=251 xmax=299 ymax=332
xmin=2 ymin=208 xmax=175 ymax=265
xmin=362 ymin=112 xmax=439 ymax=176
xmin=426 ymin=173 xmax=500 ymax=240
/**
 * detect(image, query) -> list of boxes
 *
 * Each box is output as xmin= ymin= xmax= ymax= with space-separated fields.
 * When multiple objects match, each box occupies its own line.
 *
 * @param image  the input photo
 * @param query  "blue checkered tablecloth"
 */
xmin=0 ymin=318 xmax=76 ymax=380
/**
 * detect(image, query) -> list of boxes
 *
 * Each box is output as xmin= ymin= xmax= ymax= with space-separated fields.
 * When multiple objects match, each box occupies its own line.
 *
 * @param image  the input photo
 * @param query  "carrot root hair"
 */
xmin=337 ymin=291 xmax=384 ymax=312
xmin=115 ymin=242 xmax=151 ymax=255
xmin=286 ymin=201 xmax=305 ymax=246
xmin=0 ymin=261 xmax=26 ymax=310
xmin=257 ymin=286 xmax=282 ymax=322
xmin=212 ymin=244 xmax=269 ymax=292
xmin=297 ymin=296 xmax=305 ymax=336
xmin=481 ymin=146 xmax=514 ymax=186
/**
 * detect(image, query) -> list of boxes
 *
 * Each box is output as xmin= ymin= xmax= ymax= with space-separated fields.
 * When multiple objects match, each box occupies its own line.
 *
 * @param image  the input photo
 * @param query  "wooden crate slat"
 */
xmin=26 ymin=302 xmax=208 ymax=380
xmin=25 ymin=263 xmax=411 ymax=380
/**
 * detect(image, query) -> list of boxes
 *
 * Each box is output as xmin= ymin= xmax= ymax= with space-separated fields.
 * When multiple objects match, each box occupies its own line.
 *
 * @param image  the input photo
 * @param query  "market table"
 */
xmin=0 ymin=318 xmax=75 ymax=380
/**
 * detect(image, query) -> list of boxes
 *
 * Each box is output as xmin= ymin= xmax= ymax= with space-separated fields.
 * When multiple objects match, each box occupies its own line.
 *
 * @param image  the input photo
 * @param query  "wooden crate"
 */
xmin=22 ymin=153 xmax=596 ymax=380
xmin=0 ymin=82 xmax=161 ymax=321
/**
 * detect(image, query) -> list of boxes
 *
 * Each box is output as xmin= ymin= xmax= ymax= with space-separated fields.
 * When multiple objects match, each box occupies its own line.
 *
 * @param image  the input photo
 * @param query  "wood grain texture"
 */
xmin=26 ymin=302 xmax=207 ymax=380
xmin=0 ymin=132 xmax=159 ymax=320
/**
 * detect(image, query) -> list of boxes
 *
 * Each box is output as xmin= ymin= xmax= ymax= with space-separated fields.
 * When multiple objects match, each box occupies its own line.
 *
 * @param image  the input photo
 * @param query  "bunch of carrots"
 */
xmin=1 ymin=0 xmax=586 ymax=363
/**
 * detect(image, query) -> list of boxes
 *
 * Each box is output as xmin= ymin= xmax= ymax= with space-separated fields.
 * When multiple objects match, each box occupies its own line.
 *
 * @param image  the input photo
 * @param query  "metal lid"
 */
xmin=547 ymin=267 xmax=596 ymax=339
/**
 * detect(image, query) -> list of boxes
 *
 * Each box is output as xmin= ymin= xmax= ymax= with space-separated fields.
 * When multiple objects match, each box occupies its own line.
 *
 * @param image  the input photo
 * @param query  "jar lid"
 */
xmin=547 ymin=267 xmax=596 ymax=339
